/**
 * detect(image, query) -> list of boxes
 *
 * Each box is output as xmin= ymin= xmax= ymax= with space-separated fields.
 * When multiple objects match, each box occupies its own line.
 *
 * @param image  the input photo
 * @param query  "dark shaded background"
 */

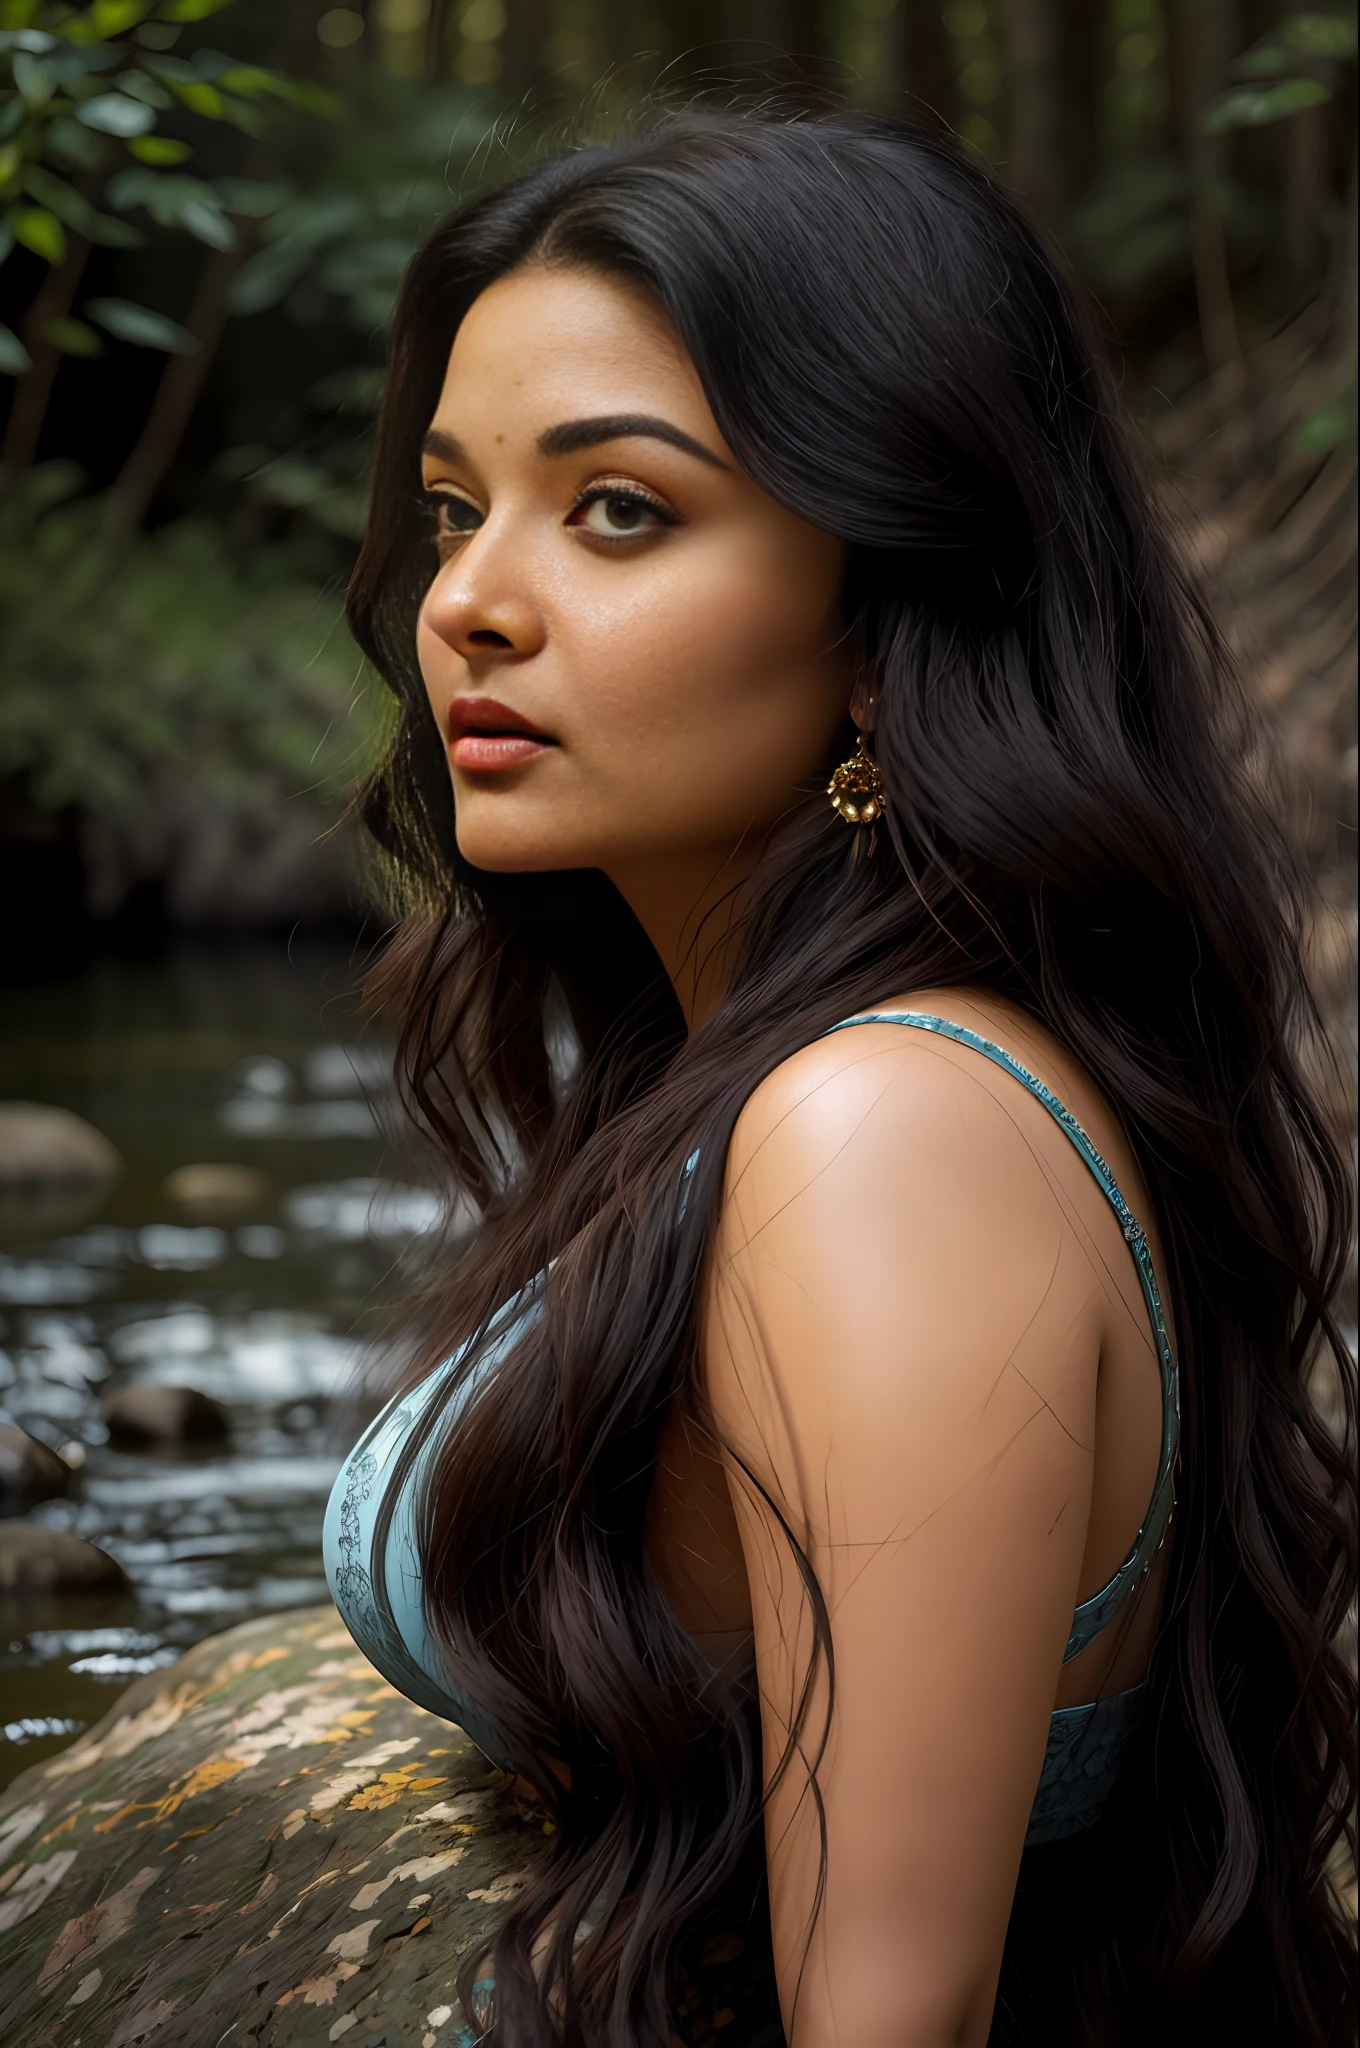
xmin=1 ymin=0 xmax=1355 ymax=965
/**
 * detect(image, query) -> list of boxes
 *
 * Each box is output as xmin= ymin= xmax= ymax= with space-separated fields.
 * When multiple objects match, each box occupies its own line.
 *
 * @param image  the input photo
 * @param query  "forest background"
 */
xmin=0 ymin=0 xmax=1355 ymax=1029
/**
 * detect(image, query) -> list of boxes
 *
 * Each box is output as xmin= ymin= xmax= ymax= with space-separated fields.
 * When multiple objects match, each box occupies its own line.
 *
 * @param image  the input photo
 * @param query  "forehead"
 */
xmin=432 ymin=264 xmax=713 ymax=428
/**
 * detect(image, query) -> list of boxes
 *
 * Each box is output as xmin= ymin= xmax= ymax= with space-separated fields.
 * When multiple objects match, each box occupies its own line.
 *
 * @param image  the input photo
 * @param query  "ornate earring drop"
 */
xmin=827 ymin=731 xmax=885 ymax=827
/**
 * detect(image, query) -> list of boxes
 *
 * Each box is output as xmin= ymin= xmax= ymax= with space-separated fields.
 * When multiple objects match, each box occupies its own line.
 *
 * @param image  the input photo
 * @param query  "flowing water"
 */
xmin=0 ymin=939 xmax=443 ymax=1792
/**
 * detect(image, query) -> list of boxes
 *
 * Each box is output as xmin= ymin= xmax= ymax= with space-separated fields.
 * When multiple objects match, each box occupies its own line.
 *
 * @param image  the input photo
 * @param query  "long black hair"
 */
xmin=348 ymin=110 xmax=1356 ymax=2047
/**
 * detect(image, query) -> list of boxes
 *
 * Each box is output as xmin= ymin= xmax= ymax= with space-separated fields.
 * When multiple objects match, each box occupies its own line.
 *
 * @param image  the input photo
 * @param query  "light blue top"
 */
xmin=324 ymin=1012 xmax=1179 ymax=1849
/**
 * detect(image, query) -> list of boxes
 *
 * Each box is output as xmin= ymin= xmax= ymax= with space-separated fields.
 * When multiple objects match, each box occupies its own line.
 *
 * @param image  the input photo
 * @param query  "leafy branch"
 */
xmin=1203 ymin=8 xmax=1356 ymax=132
xmin=0 ymin=0 xmax=337 ymax=375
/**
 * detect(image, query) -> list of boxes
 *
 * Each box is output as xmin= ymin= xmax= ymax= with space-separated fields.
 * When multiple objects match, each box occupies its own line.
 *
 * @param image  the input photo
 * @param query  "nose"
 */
xmin=419 ymin=523 xmax=545 ymax=665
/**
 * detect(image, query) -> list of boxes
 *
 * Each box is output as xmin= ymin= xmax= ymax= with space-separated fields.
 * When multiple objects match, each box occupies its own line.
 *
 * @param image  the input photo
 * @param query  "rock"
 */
xmin=100 ymin=1385 xmax=231 ymax=1449
xmin=0 ymin=1104 xmax=122 ymax=1190
xmin=0 ymin=1607 xmax=782 ymax=2044
xmin=0 ymin=1607 xmax=546 ymax=2045
xmin=0 ymin=1525 xmax=129 ymax=1597
xmin=0 ymin=1105 xmax=122 ymax=1232
xmin=0 ymin=1428 xmax=72 ymax=1520
xmin=162 ymin=1163 xmax=270 ymax=1220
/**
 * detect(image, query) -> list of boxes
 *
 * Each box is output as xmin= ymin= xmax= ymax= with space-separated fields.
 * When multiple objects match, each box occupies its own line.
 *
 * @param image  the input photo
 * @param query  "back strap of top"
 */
xmin=822 ymin=1011 xmax=1180 ymax=1664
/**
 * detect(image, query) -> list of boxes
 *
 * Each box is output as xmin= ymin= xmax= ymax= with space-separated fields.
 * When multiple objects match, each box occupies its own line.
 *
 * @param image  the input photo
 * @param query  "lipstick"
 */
xmin=448 ymin=695 xmax=555 ymax=772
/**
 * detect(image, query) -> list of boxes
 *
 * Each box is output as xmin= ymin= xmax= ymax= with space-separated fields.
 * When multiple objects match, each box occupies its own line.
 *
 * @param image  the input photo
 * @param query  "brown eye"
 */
xmin=423 ymin=490 xmax=482 ymax=540
xmin=570 ymin=487 xmax=675 ymax=540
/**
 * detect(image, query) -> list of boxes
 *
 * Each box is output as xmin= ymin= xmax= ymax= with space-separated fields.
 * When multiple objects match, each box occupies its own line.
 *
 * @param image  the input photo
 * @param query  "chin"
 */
xmin=454 ymin=825 xmax=592 ymax=876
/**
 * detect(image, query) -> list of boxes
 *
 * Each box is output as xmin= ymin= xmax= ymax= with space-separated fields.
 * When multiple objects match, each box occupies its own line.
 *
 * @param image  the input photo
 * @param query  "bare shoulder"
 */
xmin=707 ymin=986 xmax=1115 ymax=1523
xmin=722 ymin=985 xmax=1156 ymax=1253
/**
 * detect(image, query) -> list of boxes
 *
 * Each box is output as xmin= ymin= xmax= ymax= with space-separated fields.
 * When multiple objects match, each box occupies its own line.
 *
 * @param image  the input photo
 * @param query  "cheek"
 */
xmin=581 ymin=538 xmax=846 ymax=803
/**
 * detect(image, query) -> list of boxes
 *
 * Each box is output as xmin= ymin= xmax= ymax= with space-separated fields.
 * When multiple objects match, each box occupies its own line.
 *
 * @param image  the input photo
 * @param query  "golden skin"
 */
xmin=417 ymin=263 xmax=849 ymax=1024
xmin=417 ymin=265 xmax=1169 ymax=2047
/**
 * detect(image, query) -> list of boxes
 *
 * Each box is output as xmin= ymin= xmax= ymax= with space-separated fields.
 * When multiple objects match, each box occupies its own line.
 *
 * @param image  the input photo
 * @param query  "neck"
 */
xmin=607 ymin=842 xmax=760 ymax=1031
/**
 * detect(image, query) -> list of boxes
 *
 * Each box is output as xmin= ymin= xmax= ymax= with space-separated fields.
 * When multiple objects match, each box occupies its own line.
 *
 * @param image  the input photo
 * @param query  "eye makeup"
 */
xmin=418 ymin=475 xmax=681 ymax=549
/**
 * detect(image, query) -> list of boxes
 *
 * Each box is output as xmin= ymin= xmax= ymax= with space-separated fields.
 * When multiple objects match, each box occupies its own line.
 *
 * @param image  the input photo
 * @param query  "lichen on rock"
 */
xmin=0 ymin=1606 xmax=783 ymax=2046
xmin=0 ymin=1605 xmax=550 ymax=2047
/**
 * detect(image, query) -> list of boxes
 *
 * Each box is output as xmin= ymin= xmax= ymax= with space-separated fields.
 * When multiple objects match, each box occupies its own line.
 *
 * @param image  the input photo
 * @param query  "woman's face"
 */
xmin=416 ymin=265 xmax=849 ymax=898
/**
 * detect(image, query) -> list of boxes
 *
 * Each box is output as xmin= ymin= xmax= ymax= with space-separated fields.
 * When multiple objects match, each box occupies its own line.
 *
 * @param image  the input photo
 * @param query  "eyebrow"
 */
xmin=421 ymin=414 xmax=727 ymax=470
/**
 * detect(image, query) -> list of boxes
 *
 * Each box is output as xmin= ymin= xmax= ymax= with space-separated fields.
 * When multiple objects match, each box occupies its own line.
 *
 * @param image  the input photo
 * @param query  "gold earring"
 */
xmin=828 ymin=731 xmax=885 ymax=826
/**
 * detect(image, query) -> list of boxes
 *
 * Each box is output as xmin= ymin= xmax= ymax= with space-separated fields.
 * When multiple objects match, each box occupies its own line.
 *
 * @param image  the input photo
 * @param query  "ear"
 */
xmin=849 ymin=678 xmax=876 ymax=734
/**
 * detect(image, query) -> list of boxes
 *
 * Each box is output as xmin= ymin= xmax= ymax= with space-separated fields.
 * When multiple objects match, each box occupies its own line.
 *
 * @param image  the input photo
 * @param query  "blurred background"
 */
xmin=0 ymin=0 xmax=1355 ymax=1787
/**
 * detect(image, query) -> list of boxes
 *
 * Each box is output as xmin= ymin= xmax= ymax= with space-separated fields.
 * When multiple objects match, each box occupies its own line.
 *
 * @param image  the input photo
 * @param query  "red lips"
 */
xmin=447 ymin=695 xmax=555 ymax=773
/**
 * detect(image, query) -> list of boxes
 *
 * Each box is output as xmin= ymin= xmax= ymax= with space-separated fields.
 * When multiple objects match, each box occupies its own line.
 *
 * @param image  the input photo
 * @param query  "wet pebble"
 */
xmin=0 ymin=1522 xmax=130 ymax=1596
xmin=100 ymin=1385 xmax=232 ymax=1449
xmin=0 ymin=1425 xmax=73 ymax=1518
xmin=162 ymin=1163 xmax=270 ymax=1219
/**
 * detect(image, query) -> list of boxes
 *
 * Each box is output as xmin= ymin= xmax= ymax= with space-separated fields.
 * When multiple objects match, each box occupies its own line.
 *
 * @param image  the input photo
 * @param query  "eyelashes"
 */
xmin=419 ymin=489 xmax=480 ymax=539
xmin=418 ymin=480 xmax=680 ymax=546
xmin=571 ymin=482 xmax=680 ymax=538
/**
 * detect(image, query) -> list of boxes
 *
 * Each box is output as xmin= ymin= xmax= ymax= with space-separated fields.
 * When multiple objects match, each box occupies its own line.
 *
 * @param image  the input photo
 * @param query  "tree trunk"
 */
xmin=599 ymin=0 xmax=660 ymax=83
xmin=1056 ymin=0 xmax=1102 ymax=207
xmin=1006 ymin=0 xmax=1061 ymax=226
xmin=0 ymin=235 xmax=91 ymax=474
xmin=900 ymin=0 xmax=955 ymax=131
xmin=99 ymin=233 xmax=257 ymax=541
xmin=101 ymin=0 xmax=325 ymax=538
xmin=1285 ymin=99 xmax=1329 ymax=291
xmin=1173 ymin=0 xmax=1245 ymax=386
xmin=664 ymin=0 xmax=731 ymax=74
xmin=780 ymin=0 xmax=828 ymax=73
xmin=425 ymin=0 xmax=455 ymax=78
xmin=501 ymin=0 xmax=552 ymax=94
xmin=1336 ymin=142 xmax=1358 ymax=370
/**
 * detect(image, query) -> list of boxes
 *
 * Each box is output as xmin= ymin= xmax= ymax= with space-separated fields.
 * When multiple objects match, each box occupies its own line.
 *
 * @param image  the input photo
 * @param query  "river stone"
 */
xmin=162 ymin=1163 xmax=270 ymax=1219
xmin=0 ymin=1428 xmax=72 ymax=1520
xmin=0 ymin=1525 xmax=129 ymax=1597
xmin=0 ymin=1104 xmax=122 ymax=1190
xmin=0 ymin=1104 xmax=122 ymax=1231
xmin=0 ymin=1606 xmax=782 ymax=2045
xmin=100 ymin=1385 xmax=231 ymax=1448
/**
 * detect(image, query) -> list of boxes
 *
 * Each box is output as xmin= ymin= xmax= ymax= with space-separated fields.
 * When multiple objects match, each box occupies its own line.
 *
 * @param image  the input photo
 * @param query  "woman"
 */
xmin=324 ymin=112 xmax=1355 ymax=2046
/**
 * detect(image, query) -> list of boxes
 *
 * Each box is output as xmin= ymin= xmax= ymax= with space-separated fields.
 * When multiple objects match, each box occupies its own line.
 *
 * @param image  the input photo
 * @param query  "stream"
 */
xmin=0 ymin=938 xmax=444 ymax=1792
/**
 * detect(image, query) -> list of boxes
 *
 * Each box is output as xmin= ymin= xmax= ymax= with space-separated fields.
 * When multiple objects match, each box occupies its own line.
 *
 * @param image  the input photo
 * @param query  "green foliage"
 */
xmin=1206 ymin=6 xmax=1356 ymax=130
xmin=1204 ymin=74 xmax=1330 ymax=129
xmin=0 ymin=466 xmax=382 ymax=819
xmin=226 ymin=74 xmax=498 ymax=331
xmin=1295 ymin=379 xmax=1358 ymax=452
xmin=0 ymin=0 xmax=337 ymax=366
xmin=209 ymin=70 xmax=500 ymax=534
xmin=1278 ymin=10 xmax=1359 ymax=57
xmin=0 ymin=317 xmax=29 ymax=366
xmin=85 ymin=290 xmax=195 ymax=347
xmin=43 ymin=309 xmax=101 ymax=350
xmin=12 ymin=197 xmax=62 ymax=254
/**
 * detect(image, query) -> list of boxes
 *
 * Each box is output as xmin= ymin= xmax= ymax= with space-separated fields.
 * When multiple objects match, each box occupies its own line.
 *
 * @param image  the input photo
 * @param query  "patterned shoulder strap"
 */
xmin=822 ymin=1011 xmax=1180 ymax=1664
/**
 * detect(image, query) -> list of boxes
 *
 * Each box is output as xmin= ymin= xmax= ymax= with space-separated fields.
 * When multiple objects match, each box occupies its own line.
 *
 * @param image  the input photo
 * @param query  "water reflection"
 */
xmin=0 ymin=939 xmax=444 ymax=1789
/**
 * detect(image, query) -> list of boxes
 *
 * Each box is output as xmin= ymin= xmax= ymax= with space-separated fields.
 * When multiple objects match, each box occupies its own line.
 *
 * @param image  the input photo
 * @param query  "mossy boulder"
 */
xmin=0 ymin=1606 xmax=550 ymax=2047
xmin=0 ymin=1607 xmax=782 ymax=2047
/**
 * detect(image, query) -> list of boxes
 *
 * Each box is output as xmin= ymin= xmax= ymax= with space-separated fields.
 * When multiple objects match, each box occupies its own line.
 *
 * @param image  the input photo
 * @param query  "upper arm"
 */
xmin=703 ymin=1027 xmax=1106 ymax=2046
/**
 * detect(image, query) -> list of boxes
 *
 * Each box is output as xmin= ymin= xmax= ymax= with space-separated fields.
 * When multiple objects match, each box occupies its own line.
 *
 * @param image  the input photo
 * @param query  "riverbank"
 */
xmin=0 ymin=938 xmax=440 ymax=1793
